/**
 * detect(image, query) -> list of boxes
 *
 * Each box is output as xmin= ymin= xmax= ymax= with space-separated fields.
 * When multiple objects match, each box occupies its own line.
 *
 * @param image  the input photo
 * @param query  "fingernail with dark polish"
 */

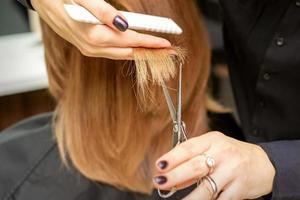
xmin=154 ymin=176 xmax=168 ymax=185
xmin=157 ymin=160 xmax=168 ymax=170
xmin=113 ymin=16 xmax=128 ymax=32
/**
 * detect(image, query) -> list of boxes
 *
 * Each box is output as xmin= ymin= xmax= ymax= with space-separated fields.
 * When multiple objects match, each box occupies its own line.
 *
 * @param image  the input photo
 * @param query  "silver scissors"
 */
xmin=158 ymin=62 xmax=188 ymax=198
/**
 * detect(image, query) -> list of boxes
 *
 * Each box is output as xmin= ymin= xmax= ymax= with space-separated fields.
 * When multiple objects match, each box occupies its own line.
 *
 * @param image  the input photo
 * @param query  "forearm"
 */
xmin=17 ymin=0 xmax=34 ymax=10
xmin=259 ymin=140 xmax=300 ymax=200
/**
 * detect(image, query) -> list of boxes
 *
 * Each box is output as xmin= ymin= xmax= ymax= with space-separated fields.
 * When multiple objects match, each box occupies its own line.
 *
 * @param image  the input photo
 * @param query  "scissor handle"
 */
xmin=172 ymin=121 xmax=188 ymax=147
xmin=157 ymin=187 xmax=177 ymax=198
xmin=158 ymin=62 xmax=185 ymax=199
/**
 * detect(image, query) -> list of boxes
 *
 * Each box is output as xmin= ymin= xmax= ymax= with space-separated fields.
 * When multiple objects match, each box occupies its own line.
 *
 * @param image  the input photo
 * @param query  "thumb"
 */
xmin=74 ymin=0 xmax=129 ymax=32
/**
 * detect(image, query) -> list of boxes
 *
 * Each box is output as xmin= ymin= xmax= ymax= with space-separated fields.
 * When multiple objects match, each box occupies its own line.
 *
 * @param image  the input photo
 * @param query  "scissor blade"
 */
xmin=176 ymin=63 xmax=183 ymax=142
xmin=161 ymin=80 xmax=177 ymax=122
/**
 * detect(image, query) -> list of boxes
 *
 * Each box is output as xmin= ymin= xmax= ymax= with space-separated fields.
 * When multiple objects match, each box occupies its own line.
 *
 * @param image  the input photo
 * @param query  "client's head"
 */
xmin=41 ymin=0 xmax=211 ymax=193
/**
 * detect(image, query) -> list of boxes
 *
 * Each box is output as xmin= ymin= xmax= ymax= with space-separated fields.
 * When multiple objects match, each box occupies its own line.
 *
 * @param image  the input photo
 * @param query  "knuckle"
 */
xmin=191 ymin=156 xmax=205 ymax=175
xmin=240 ymin=157 xmax=251 ymax=168
xmin=126 ymin=49 xmax=134 ymax=59
xmin=165 ymin=154 xmax=176 ymax=164
xmin=101 ymin=34 xmax=111 ymax=45
xmin=86 ymin=31 xmax=111 ymax=46
xmin=78 ymin=45 xmax=92 ymax=56
xmin=80 ymin=49 xmax=90 ymax=57
xmin=86 ymin=31 xmax=101 ymax=45
xmin=206 ymin=131 xmax=224 ymax=142
xmin=232 ymin=157 xmax=249 ymax=174
xmin=222 ymin=145 xmax=233 ymax=156
xmin=134 ymin=33 xmax=144 ymax=45
xmin=169 ymin=170 xmax=179 ymax=182
xmin=98 ymin=9 xmax=111 ymax=21
xmin=211 ymin=131 xmax=224 ymax=138
xmin=179 ymin=143 xmax=195 ymax=157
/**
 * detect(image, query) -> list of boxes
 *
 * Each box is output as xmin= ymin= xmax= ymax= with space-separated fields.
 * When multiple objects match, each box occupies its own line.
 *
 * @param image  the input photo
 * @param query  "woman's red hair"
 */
xmin=41 ymin=0 xmax=212 ymax=193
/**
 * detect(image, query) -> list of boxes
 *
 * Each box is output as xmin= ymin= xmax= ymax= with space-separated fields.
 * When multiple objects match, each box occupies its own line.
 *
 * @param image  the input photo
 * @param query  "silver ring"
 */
xmin=196 ymin=176 xmax=218 ymax=199
xmin=203 ymin=176 xmax=218 ymax=195
xmin=202 ymin=154 xmax=215 ymax=174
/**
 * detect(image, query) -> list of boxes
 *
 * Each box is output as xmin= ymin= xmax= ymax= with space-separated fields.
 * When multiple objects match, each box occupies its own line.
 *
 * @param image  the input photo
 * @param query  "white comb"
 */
xmin=64 ymin=4 xmax=183 ymax=35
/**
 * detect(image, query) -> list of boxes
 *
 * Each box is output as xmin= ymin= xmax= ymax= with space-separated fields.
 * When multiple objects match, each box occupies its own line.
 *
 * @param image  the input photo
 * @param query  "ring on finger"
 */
xmin=204 ymin=176 xmax=218 ymax=194
xmin=202 ymin=154 xmax=215 ymax=174
xmin=197 ymin=178 xmax=214 ymax=198
xmin=197 ymin=176 xmax=218 ymax=199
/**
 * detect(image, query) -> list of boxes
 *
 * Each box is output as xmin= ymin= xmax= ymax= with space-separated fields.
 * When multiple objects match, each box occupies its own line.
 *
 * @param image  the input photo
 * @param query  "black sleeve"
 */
xmin=17 ymin=0 xmax=34 ymax=10
xmin=259 ymin=141 xmax=300 ymax=200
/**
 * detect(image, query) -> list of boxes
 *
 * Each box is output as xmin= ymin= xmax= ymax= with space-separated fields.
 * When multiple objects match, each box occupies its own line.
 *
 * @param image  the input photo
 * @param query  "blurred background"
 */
xmin=0 ymin=0 xmax=237 ymax=131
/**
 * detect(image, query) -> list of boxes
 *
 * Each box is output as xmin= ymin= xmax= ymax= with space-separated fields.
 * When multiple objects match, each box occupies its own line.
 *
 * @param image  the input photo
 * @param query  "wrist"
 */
xmin=257 ymin=145 xmax=276 ymax=194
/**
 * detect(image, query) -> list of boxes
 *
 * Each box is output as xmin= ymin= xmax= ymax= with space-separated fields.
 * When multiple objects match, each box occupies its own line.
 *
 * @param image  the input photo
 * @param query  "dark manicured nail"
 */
xmin=113 ymin=16 xmax=128 ymax=32
xmin=154 ymin=176 xmax=168 ymax=185
xmin=157 ymin=161 xmax=168 ymax=170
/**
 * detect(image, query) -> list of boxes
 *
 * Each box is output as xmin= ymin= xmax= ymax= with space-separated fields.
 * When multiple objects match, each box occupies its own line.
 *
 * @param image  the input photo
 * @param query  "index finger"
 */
xmin=87 ymin=25 xmax=171 ymax=48
xmin=122 ymin=30 xmax=171 ymax=48
xmin=155 ymin=134 xmax=212 ymax=173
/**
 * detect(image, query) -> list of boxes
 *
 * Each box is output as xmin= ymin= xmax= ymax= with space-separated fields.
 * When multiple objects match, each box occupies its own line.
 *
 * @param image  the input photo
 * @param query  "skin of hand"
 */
xmin=153 ymin=132 xmax=276 ymax=200
xmin=30 ymin=0 xmax=171 ymax=60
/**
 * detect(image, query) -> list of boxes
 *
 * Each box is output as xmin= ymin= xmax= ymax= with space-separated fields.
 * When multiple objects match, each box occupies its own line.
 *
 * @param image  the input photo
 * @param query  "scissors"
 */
xmin=157 ymin=62 xmax=188 ymax=198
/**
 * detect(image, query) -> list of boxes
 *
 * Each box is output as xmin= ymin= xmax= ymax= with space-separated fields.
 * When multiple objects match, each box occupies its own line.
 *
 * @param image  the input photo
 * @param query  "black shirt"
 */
xmin=220 ymin=0 xmax=300 ymax=199
xmin=17 ymin=0 xmax=34 ymax=10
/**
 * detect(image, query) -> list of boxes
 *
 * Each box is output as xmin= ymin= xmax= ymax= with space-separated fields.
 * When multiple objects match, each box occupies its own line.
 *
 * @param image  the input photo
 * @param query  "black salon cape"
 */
xmin=0 ymin=112 xmax=242 ymax=200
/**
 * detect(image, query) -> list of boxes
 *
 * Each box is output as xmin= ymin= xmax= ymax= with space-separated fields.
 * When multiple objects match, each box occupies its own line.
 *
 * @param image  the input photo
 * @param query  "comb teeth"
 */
xmin=64 ymin=4 xmax=183 ymax=35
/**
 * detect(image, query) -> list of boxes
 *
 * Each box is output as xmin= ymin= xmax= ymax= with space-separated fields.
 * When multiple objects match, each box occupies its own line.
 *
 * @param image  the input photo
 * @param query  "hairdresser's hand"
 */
xmin=31 ymin=0 xmax=171 ymax=60
xmin=153 ymin=132 xmax=275 ymax=200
